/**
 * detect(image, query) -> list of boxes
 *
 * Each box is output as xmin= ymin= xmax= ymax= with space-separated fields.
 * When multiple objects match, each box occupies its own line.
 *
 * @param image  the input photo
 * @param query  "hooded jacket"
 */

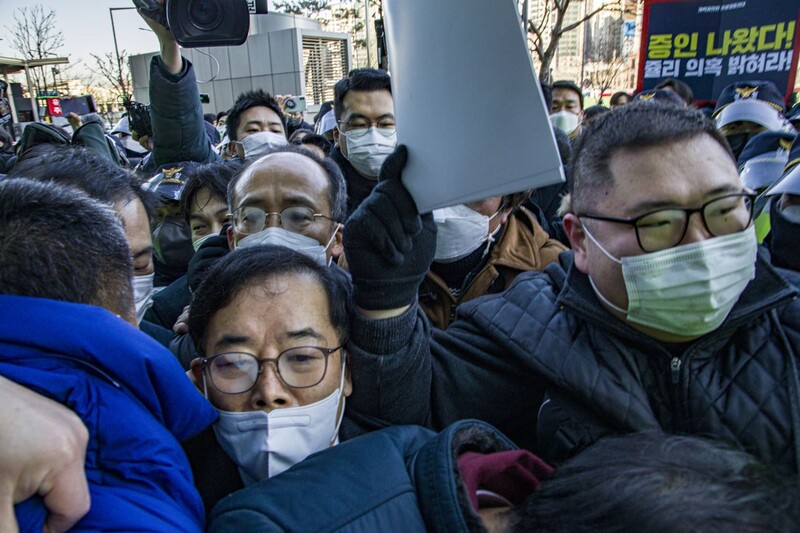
xmin=346 ymin=250 xmax=800 ymax=472
xmin=2 ymin=295 xmax=218 ymax=532
xmin=421 ymin=207 xmax=568 ymax=329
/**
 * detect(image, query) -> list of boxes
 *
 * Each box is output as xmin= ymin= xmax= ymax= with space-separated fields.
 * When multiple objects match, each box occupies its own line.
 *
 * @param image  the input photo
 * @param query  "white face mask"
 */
xmin=192 ymin=233 xmax=217 ymax=252
xmin=583 ymin=225 xmax=757 ymax=337
xmin=432 ymin=204 xmax=502 ymax=263
xmin=239 ymin=131 xmax=288 ymax=160
xmin=342 ymin=127 xmax=397 ymax=177
xmin=210 ymin=359 xmax=346 ymax=484
xmin=132 ymin=273 xmax=155 ymax=325
xmin=235 ymin=226 xmax=338 ymax=266
xmin=549 ymin=110 xmax=580 ymax=135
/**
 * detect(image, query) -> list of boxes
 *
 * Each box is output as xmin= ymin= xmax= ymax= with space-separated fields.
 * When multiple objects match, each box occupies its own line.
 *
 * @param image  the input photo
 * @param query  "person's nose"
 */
xmin=251 ymin=363 xmax=292 ymax=411
xmin=264 ymin=212 xmax=282 ymax=229
xmin=680 ymin=210 xmax=713 ymax=245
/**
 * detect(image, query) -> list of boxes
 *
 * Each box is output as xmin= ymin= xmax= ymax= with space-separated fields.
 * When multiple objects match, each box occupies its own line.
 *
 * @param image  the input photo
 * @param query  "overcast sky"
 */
xmin=1 ymin=1 xmax=165 ymax=77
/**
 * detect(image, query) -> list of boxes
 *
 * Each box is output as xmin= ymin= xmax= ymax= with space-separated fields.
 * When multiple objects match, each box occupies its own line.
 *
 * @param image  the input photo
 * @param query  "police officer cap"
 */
xmin=766 ymin=135 xmax=800 ymax=197
xmin=737 ymin=131 xmax=795 ymax=191
xmin=142 ymin=165 xmax=188 ymax=203
xmin=713 ymin=80 xmax=788 ymax=131
xmin=633 ymin=89 xmax=685 ymax=106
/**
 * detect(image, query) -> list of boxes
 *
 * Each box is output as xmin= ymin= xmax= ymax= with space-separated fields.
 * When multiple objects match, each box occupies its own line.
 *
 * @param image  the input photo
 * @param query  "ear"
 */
xmin=330 ymin=223 xmax=344 ymax=259
xmin=189 ymin=358 xmax=205 ymax=395
xmin=332 ymin=125 xmax=340 ymax=146
xmin=499 ymin=206 xmax=514 ymax=225
xmin=563 ymin=213 xmax=590 ymax=275
xmin=343 ymin=353 xmax=352 ymax=398
xmin=227 ymin=225 xmax=236 ymax=250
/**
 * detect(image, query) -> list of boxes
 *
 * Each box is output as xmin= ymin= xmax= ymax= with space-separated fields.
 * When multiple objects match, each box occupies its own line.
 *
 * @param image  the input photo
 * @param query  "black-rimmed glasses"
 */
xmin=577 ymin=192 xmax=756 ymax=253
xmin=203 ymin=346 xmax=342 ymax=394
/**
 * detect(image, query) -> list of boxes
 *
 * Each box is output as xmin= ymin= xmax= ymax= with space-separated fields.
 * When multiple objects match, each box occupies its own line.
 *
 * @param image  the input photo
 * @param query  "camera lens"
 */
xmin=285 ymin=99 xmax=296 ymax=110
xmin=188 ymin=0 xmax=223 ymax=31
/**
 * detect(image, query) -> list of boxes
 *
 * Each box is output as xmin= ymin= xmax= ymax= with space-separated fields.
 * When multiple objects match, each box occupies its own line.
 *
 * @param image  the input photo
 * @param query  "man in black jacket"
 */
xmin=330 ymin=68 xmax=396 ymax=218
xmin=342 ymin=101 xmax=800 ymax=475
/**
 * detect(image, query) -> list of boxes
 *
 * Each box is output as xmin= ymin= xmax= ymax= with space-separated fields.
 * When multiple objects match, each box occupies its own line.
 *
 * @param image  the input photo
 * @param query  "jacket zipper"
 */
xmin=671 ymin=357 xmax=682 ymax=385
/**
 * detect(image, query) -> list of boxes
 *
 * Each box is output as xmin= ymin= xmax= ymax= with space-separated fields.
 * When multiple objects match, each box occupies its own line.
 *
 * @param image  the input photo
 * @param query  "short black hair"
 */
xmin=188 ymin=246 xmax=353 ymax=355
xmin=508 ymin=432 xmax=800 ymax=532
xmin=582 ymin=105 xmax=609 ymax=124
xmin=8 ymin=144 xmax=158 ymax=217
xmin=216 ymin=110 xmax=228 ymax=122
xmin=0 ymin=179 xmax=133 ymax=316
xmin=655 ymin=77 xmax=694 ymax=105
xmin=333 ymin=68 xmax=392 ymax=122
xmin=610 ymin=91 xmax=631 ymax=106
xmin=227 ymin=144 xmax=348 ymax=224
xmin=226 ymin=89 xmax=286 ymax=142
xmin=180 ymin=161 xmax=242 ymax=224
xmin=569 ymin=101 xmax=733 ymax=213
xmin=552 ymin=80 xmax=584 ymax=110
xmin=295 ymin=133 xmax=332 ymax=156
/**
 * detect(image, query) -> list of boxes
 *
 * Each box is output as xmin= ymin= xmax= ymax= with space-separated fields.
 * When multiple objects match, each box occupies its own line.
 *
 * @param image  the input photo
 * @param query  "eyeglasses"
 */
xmin=338 ymin=119 xmax=396 ymax=139
xmin=231 ymin=206 xmax=334 ymax=236
xmin=203 ymin=346 xmax=342 ymax=394
xmin=578 ymin=192 xmax=756 ymax=253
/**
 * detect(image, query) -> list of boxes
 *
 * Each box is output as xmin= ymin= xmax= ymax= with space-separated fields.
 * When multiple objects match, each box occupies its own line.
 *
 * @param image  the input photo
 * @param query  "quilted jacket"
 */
xmin=347 ymin=250 xmax=800 ymax=472
xmin=419 ymin=206 xmax=567 ymax=329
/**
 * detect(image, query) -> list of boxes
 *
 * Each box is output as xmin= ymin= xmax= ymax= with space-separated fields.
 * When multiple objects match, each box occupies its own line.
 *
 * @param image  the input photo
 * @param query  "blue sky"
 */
xmin=1 ymin=1 xmax=162 ymax=77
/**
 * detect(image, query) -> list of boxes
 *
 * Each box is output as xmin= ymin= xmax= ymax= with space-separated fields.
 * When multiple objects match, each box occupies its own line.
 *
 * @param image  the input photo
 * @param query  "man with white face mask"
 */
xmin=549 ymin=80 xmax=584 ymax=139
xmin=341 ymin=102 xmax=800 ymax=476
xmin=423 ymin=194 xmax=567 ymax=328
xmin=184 ymin=246 xmax=355 ymax=518
xmin=7 ymin=144 xmax=169 ymax=344
xmin=330 ymin=68 xmax=396 ymax=217
xmin=226 ymin=145 xmax=346 ymax=265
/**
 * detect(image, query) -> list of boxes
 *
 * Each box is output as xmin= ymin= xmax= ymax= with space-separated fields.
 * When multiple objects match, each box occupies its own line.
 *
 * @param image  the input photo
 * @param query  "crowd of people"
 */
xmin=2 ymin=1 xmax=800 ymax=531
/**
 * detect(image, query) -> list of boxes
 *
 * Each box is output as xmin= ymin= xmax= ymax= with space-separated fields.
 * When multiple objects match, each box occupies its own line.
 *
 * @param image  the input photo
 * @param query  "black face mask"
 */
xmin=152 ymin=216 xmax=194 ymax=283
xmin=726 ymin=133 xmax=752 ymax=160
xmin=768 ymin=199 xmax=800 ymax=271
xmin=288 ymin=117 xmax=304 ymax=128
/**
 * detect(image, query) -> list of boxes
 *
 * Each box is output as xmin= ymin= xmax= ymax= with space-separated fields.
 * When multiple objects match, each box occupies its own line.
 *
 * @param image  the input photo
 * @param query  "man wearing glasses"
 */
xmin=342 ymin=102 xmax=800 ymax=473
xmin=330 ymin=68 xmax=396 ymax=218
xmin=225 ymin=145 xmax=346 ymax=265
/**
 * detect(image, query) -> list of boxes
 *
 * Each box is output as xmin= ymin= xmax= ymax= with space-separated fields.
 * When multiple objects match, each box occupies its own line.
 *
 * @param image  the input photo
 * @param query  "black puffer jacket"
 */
xmin=347 ymin=250 xmax=800 ymax=473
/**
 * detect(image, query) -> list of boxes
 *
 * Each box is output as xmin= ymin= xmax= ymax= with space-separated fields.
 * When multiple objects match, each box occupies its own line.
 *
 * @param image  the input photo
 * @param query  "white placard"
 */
xmin=383 ymin=0 xmax=565 ymax=213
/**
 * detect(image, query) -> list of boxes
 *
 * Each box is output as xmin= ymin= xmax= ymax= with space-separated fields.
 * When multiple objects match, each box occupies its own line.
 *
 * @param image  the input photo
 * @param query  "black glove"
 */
xmin=188 ymin=229 xmax=230 ymax=293
xmin=343 ymin=145 xmax=437 ymax=310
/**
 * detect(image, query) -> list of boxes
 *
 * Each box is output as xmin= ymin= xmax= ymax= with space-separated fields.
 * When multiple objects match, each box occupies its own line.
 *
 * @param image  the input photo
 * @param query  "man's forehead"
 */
xmin=342 ymin=89 xmax=394 ymax=117
xmin=239 ymin=106 xmax=282 ymax=125
xmin=552 ymin=88 xmax=580 ymax=101
xmin=601 ymin=135 xmax=739 ymax=214
xmin=234 ymin=153 xmax=330 ymax=205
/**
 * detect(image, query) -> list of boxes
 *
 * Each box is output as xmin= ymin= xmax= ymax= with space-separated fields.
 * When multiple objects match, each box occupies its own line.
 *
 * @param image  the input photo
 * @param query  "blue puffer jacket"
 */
xmin=208 ymin=420 xmax=519 ymax=532
xmin=1 ymin=295 xmax=218 ymax=532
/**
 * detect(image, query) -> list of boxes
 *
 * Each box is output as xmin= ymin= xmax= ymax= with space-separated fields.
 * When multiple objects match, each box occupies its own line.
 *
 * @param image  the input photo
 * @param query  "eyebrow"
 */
xmin=213 ymin=334 xmax=251 ymax=353
xmin=345 ymin=112 xmax=395 ymax=122
xmin=243 ymin=119 xmax=283 ymax=129
xmin=626 ymin=184 xmax=742 ymax=213
xmin=281 ymin=328 xmax=326 ymax=343
xmin=190 ymin=207 xmax=229 ymax=221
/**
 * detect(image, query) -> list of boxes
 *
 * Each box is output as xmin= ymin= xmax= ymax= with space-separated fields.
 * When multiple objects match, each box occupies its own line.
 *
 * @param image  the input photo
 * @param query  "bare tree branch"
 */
xmin=5 ymin=5 xmax=66 ymax=95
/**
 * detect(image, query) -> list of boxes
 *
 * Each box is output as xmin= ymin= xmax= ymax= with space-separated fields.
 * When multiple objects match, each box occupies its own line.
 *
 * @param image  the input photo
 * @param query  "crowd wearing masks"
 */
xmin=3 ymin=1 xmax=800 ymax=532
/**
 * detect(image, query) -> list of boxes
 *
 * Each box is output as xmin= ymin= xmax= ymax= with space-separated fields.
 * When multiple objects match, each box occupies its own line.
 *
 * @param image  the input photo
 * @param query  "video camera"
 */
xmin=133 ymin=0 xmax=269 ymax=48
xmin=122 ymin=96 xmax=153 ymax=139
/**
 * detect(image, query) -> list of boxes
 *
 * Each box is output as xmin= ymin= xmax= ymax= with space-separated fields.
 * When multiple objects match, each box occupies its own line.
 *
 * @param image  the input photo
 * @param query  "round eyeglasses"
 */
xmin=231 ymin=205 xmax=334 ymax=236
xmin=577 ymin=192 xmax=756 ymax=253
xmin=203 ymin=346 xmax=342 ymax=394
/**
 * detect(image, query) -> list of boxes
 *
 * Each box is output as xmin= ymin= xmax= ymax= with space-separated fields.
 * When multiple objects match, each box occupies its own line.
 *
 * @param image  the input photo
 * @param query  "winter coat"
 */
xmin=420 ymin=207 xmax=567 ymax=329
xmin=346 ymin=250 xmax=800 ymax=473
xmin=1 ymin=295 xmax=218 ymax=532
xmin=207 ymin=420 xmax=520 ymax=533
